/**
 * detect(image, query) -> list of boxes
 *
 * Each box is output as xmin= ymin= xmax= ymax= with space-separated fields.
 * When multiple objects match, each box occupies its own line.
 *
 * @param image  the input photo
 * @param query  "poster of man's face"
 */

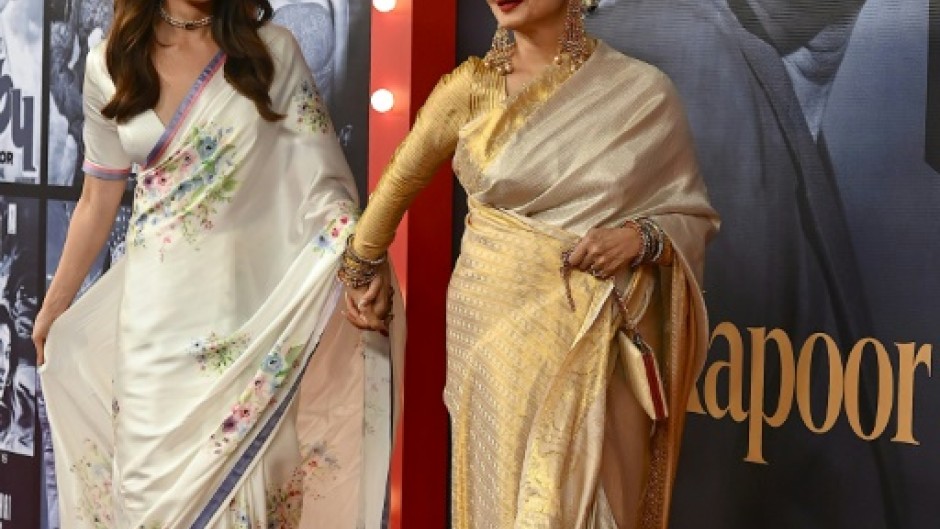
xmin=581 ymin=1 xmax=940 ymax=529
xmin=0 ymin=197 xmax=38 ymax=457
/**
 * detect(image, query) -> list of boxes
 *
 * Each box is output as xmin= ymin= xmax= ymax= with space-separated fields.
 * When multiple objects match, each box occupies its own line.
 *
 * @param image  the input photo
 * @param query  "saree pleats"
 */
xmin=447 ymin=202 xmax=615 ymax=529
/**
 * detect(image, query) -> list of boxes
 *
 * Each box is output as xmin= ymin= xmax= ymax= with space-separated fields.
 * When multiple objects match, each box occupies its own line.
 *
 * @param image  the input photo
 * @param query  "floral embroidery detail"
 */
xmin=224 ymin=467 xmax=304 ymax=529
xmin=294 ymin=80 xmax=333 ymax=134
xmin=209 ymin=342 xmax=306 ymax=455
xmin=189 ymin=331 xmax=252 ymax=374
xmin=266 ymin=468 xmax=305 ymax=528
xmin=129 ymin=123 xmax=240 ymax=259
xmin=299 ymin=441 xmax=343 ymax=501
xmin=312 ymin=202 xmax=358 ymax=256
xmin=226 ymin=499 xmax=258 ymax=529
xmin=70 ymin=440 xmax=113 ymax=528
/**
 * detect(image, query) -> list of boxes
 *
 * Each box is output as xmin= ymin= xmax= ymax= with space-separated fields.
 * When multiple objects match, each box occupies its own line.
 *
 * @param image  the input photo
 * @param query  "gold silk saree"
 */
xmin=354 ymin=41 xmax=719 ymax=529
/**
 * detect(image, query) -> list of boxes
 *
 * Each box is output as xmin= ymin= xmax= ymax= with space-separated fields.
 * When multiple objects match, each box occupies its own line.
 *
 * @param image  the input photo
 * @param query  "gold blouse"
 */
xmin=352 ymin=58 xmax=502 ymax=260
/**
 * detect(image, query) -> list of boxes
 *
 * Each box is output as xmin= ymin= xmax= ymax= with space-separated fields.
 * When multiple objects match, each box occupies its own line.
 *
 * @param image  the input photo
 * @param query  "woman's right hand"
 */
xmin=343 ymin=262 xmax=394 ymax=334
xmin=32 ymin=304 xmax=65 ymax=367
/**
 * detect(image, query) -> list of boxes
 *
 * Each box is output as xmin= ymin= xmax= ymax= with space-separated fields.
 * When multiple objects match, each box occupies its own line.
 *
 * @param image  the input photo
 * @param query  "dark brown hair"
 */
xmin=102 ymin=0 xmax=283 ymax=123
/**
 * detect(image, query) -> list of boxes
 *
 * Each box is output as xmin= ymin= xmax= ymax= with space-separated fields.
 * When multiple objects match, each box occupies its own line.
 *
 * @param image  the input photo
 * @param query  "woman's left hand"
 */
xmin=566 ymin=226 xmax=642 ymax=279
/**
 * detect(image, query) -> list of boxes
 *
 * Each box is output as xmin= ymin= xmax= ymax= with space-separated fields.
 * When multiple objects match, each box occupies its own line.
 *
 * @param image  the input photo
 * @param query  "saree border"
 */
xmin=146 ymin=51 xmax=227 ymax=168
xmin=461 ymin=41 xmax=602 ymax=172
xmin=81 ymin=159 xmax=132 ymax=180
xmin=190 ymin=333 xmax=320 ymax=529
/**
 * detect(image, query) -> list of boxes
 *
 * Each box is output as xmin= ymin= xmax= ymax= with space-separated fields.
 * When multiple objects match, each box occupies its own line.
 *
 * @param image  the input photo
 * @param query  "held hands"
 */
xmin=343 ymin=262 xmax=394 ymax=334
xmin=566 ymin=225 xmax=643 ymax=279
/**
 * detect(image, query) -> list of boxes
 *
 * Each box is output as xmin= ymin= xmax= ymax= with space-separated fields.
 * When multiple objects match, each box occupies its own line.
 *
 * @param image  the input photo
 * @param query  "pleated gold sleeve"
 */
xmin=352 ymin=59 xmax=498 ymax=260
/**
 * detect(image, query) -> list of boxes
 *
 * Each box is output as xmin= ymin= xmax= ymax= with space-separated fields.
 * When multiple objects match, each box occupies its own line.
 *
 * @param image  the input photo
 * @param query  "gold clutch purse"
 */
xmin=615 ymin=267 xmax=668 ymax=422
xmin=617 ymin=328 xmax=668 ymax=421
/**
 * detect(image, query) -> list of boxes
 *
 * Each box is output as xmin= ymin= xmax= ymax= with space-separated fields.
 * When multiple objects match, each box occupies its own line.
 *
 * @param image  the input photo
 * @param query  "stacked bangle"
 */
xmin=625 ymin=217 xmax=666 ymax=267
xmin=338 ymin=235 xmax=387 ymax=288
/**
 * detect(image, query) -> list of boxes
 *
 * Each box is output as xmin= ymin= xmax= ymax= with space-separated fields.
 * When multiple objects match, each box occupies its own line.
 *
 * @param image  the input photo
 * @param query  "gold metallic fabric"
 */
xmin=355 ymin=40 xmax=718 ymax=529
xmin=447 ymin=201 xmax=616 ymax=528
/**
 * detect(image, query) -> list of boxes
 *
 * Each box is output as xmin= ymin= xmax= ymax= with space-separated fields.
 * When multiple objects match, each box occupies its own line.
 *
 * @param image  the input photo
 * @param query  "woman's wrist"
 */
xmin=38 ymin=292 xmax=70 ymax=317
xmin=338 ymin=235 xmax=388 ymax=289
xmin=623 ymin=217 xmax=666 ymax=267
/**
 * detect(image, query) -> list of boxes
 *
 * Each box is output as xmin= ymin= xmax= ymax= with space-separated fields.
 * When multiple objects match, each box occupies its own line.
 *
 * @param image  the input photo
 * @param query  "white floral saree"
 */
xmin=39 ymin=25 xmax=395 ymax=529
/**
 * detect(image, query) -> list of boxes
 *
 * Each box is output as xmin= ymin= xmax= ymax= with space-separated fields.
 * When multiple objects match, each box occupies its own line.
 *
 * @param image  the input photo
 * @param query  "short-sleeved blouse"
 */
xmin=80 ymin=45 xmax=167 ymax=180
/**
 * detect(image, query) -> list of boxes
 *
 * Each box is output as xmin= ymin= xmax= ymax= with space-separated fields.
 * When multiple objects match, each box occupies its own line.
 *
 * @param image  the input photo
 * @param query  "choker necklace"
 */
xmin=159 ymin=3 xmax=213 ymax=30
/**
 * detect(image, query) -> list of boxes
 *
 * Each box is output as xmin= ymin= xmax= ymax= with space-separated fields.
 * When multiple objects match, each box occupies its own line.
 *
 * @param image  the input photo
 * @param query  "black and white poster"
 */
xmin=46 ymin=0 xmax=111 ymax=188
xmin=45 ymin=200 xmax=129 ymax=294
xmin=457 ymin=0 xmax=940 ymax=528
xmin=0 ymin=0 xmax=43 ymax=184
xmin=45 ymin=201 xmax=129 ymax=295
xmin=0 ymin=197 xmax=40 ymax=529
xmin=272 ymin=0 xmax=371 ymax=199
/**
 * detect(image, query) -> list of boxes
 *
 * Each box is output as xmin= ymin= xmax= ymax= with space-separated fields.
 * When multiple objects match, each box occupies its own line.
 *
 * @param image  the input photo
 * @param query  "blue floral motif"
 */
xmin=129 ymin=123 xmax=239 ymax=260
xmin=188 ymin=331 xmax=251 ymax=374
xmin=196 ymin=136 xmax=219 ymax=158
xmin=311 ymin=201 xmax=358 ymax=256
xmin=262 ymin=352 xmax=284 ymax=374
xmin=209 ymin=342 xmax=306 ymax=456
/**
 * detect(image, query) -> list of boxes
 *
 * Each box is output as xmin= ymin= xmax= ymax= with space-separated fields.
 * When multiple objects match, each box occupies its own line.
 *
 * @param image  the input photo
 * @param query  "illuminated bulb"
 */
xmin=371 ymin=89 xmax=395 ymax=113
xmin=373 ymin=0 xmax=397 ymax=12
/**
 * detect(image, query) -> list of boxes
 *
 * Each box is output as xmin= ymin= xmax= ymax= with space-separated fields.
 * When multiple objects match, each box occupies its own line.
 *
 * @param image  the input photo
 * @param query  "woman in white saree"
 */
xmin=33 ymin=1 xmax=396 ymax=528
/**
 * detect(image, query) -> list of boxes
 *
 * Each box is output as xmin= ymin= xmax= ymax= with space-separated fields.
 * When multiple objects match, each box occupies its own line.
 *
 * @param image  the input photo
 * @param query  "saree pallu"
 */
xmin=40 ymin=27 xmax=396 ymax=529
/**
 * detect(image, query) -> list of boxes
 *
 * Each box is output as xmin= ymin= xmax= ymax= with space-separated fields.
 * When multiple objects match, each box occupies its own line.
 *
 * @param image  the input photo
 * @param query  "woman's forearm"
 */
xmin=44 ymin=178 xmax=125 ymax=314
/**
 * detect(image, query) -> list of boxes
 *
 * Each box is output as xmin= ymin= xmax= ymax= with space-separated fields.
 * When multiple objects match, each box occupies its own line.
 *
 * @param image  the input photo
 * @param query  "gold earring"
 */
xmin=556 ymin=0 xmax=591 ymax=71
xmin=484 ymin=27 xmax=516 ymax=75
xmin=582 ymin=0 xmax=600 ymax=11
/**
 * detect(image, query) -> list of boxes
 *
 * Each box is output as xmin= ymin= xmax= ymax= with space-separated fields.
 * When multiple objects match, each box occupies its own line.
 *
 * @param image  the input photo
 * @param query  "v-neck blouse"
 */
xmin=80 ymin=43 xmax=224 ymax=180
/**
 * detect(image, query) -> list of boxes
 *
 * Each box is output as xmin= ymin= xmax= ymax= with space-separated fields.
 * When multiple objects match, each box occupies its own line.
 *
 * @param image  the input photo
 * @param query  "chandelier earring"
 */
xmin=484 ymin=26 xmax=516 ymax=75
xmin=555 ymin=0 xmax=592 ymax=70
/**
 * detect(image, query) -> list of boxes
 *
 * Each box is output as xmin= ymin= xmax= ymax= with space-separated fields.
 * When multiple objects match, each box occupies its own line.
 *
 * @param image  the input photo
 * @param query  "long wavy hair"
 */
xmin=102 ymin=0 xmax=283 ymax=123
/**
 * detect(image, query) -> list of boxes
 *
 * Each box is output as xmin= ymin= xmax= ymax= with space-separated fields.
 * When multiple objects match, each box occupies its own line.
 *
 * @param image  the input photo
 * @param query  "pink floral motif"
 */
xmin=130 ymin=123 xmax=240 ymax=260
xmin=209 ymin=342 xmax=306 ymax=456
xmin=299 ymin=441 xmax=343 ymax=501
xmin=312 ymin=202 xmax=358 ymax=256
xmin=225 ymin=467 xmax=304 ymax=529
xmin=71 ymin=440 xmax=113 ymax=528
xmin=266 ymin=468 xmax=305 ymax=528
xmin=189 ymin=331 xmax=251 ymax=374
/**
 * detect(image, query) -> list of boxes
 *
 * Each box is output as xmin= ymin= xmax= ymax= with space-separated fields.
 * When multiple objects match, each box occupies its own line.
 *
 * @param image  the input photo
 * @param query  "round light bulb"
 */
xmin=373 ymin=0 xmax=397 ymax=12
xmin=371 ymin=89 xmax=395 ymax=113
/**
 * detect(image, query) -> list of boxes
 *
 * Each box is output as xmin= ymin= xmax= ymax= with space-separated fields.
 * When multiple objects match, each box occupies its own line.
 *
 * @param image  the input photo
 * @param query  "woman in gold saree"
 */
xmin=342 ymin=0 xmax=719 ymax=527
xmin=33 ymin=1 xmax=397 ymax=527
